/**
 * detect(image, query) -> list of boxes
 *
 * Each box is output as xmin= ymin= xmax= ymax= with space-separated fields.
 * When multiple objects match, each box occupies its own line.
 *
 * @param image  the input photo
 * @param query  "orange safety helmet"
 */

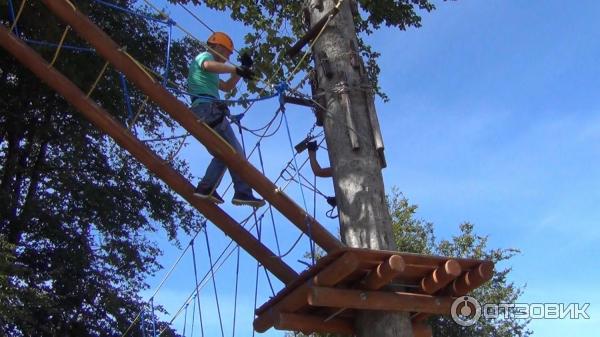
xmin=207 ymin=32 xmax=234 ymax=53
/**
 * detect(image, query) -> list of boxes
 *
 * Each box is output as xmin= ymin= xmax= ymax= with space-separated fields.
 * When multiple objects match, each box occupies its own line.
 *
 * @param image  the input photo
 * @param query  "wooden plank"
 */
xmin=0 ymin=25 xmax=299 ymax=286
xmin=308 ymin=287 xmax=454 ymax=315
xmin=362 ymin=255 xmax=405 ymax=290
xmin=275 ymin=313 xmax=354 ymax=335
xmin=254 ymin=252 xmax=360 ymax=332
xmin=420 ymin=259 xmax=462 ymax=294
xmin=42 ymin=0 xmax=344 ymax=254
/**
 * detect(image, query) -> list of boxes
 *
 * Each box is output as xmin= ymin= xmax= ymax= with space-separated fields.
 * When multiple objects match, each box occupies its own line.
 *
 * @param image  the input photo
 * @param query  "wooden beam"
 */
xmin=254 ymin=252 xmax=360 ymax=332
xmin=447 ymin=261 xmax=494 ymax=296
xmin=42 ymin=0 xmax=344 ymax=254
xmin=362 ymin=254 xmax=405 ymax=290
xmin=285 ymin=5 xmax=340 ymax=58
xmin=275 ymin=313 xmax=354 ymax=335
xmin=308 ymin=287 xmax=454 ymax=315
xmin=0 ymin=25 xmax=299 ymax=285
xmin=420 ymin=259 xmax=462 ymax=294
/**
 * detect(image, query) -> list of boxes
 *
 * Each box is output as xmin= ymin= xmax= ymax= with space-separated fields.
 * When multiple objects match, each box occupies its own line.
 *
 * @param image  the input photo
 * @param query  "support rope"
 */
xmin=203 ymin=229 xmax=225 ymax=337
xmin=190 ymin=239 xmax=206 ymax=337
xmin=48 ymin=26 xmax=71 ymax=68
xmin=9 ymin=0 xmax=26 ymax=33
xmin=87 ymin=61 xmax=110 ymax=97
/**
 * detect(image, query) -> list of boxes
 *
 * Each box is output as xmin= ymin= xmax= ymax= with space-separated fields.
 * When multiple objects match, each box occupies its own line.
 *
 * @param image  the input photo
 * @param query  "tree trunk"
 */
xmin=308 ymin=0 xmax=413 ymax=336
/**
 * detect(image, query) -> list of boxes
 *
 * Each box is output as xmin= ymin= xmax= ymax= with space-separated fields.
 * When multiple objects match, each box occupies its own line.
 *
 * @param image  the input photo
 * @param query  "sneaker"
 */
xmin=232 ymin=192 xmax=266 ymax=208
xmin=193 ymin=184 xmax=224 ymax=204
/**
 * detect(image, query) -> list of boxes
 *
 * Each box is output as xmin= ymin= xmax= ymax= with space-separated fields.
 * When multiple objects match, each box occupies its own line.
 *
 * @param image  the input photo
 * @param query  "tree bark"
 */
xmin=308 ymin=0 xmax=413 ymax=336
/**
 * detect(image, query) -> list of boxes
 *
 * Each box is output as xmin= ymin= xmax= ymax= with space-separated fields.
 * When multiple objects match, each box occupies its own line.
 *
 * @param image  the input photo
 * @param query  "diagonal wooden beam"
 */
xmin=41 ymin=0 xmax=344 ymax=253
xmin=0 ymin=25 xmax=298 ymax=285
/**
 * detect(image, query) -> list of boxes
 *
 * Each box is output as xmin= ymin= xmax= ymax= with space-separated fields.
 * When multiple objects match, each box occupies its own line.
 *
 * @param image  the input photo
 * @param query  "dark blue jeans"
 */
xmin=191 ymin=103 xmax=252 ymax=195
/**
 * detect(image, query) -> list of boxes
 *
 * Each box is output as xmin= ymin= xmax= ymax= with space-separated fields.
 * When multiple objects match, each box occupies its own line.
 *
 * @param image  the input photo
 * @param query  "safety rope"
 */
xmin=203 ymin=229 xmax=226 ymax=337
xmin=181 ymin=302 xmax=188 ymax=337
xmin=231 ymin=246 xmax=240 ymax=337
xmin=150 ymin=297 xmax=157 ymax=337
xmin=23 ymin=39 xmax=94 ymax=52
xmin=257 ymin=143 xmax=281 ymax=255
xmin=119 ymin=73 xmax=134 ymax=122
xmin=48 ymin=25 xmax=71 ymax=68
xmin=86 ymin=61 xmax=110 ymax=97
xmin=122 ymin=227 xmax=204 ymax=337
xmin=92 ymin=0 xmax=170 ymax=24
xmin=190 ymin=239 xmax=206 ymax=337
xmin=9 ymin=0 xmax=26 ymax=33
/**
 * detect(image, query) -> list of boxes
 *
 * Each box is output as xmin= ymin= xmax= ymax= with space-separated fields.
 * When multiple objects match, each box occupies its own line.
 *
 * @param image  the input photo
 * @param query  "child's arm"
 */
xmin=202 ymin=61 xmax=240 ymax=92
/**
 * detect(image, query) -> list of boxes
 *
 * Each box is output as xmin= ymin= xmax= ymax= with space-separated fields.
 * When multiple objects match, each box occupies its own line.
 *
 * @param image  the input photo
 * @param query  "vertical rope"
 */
xmin=251 ymin=213 xmax=262 ymax=337
xmin=203 ymin=229 xmax=225 ymax=337
xmin=119 ymin=73 xmax=134 ymax=122
xmin=257 ymin=143 xmax=281 ymax=255
xmin=190 ymin=293 xmax=196 ymax=337
xmin=140 ymin=309 xmax=147 ymax=337
xmin=182 ymin=303 xmax=189 ymax=337
xmin=163 ymin=21 xmax=173 ymax=86
xmin=9 ymin=0 xmax=26 ymax=33
xmin=7 ymin=0 xmax=20 ymax=35
xmin=282 ymin=110 xmax=309 ymax=210
xmin=231 ymin=246 xmax=240 ymax=337
xmin=190 ymin=240 xmax=205 ymax=337
xmin=150 ymin=297 xmax=157 ymax=337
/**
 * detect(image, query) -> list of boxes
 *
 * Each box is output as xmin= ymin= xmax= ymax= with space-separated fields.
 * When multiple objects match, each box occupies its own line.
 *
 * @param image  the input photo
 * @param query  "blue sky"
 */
xmin=132 ymin=1 xmax=600 ymax=336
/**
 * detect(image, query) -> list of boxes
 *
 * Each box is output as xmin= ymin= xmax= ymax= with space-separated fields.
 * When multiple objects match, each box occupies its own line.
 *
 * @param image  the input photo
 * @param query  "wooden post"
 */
xmin=308 ymin=0 xmax=413 ymax=334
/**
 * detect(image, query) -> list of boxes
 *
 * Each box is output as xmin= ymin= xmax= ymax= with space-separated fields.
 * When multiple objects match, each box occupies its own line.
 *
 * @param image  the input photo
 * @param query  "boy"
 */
xmin=188 ymin=32 xmax=265 ymax=207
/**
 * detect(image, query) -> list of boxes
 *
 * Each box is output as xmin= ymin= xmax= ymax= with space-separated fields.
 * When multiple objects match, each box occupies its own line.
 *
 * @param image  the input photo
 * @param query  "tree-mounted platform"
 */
xmin=254 ymin=248 xmax=493 ymax=335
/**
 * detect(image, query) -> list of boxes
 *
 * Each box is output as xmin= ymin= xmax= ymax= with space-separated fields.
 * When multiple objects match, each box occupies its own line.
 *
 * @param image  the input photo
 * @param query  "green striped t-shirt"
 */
xmin=188 ymin=52 xmax=220 ymax=106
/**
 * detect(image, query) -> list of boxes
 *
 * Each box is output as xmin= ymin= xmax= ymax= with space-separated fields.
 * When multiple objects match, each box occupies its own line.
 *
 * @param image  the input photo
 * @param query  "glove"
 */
xmin=239 ymin=52 xmax=253 ymax=68
xmin=307 ymin=141 xmax=318 ymax=152
xmin=229 ymin=113 xmax=245 ymax=125
xmin=236 ymin=66 xmax=256 ymax=81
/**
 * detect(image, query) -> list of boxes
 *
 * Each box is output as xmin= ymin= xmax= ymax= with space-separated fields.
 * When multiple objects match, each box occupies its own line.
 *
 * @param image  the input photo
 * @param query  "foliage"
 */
xmin=1 ymin=1 xmax=203 ymax=335
xmin=171 ymin=0 xmax=446 ymax=101
xmin=288 ymin=189 xmax=530 ymax=337
xmin=388 ymin=190 xmax=531 ymax=337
